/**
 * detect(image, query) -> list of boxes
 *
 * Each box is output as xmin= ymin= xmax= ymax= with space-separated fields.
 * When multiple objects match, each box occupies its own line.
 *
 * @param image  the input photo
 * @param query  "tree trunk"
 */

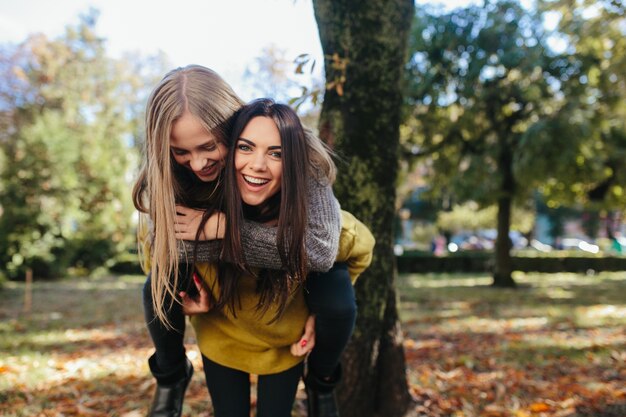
xmin=23 ymin=267 xmax=33 ymax=313
xmin=313 ymin=1 xmax=415 ymax=416
xmin=493 ymin=144 xmax=516 ymax=287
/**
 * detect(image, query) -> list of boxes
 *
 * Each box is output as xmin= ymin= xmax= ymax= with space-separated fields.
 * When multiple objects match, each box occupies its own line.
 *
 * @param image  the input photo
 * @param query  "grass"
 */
xmin=0 ymin=275 xmax=161 ymax=416
xmin=396 ymin=271 xmax=626 ymax=416
xmin=1 ymin=272 xmax=625 ymax=416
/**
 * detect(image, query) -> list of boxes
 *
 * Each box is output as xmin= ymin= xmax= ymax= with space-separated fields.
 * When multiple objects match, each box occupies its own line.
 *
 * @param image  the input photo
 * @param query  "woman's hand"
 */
xmin=175 ymin=206 xmax=225 ymax=240
xmin=290 ymin=315 xmax=316 ymax=357
xmin=180 ymin=273 xmax=211 ymax=315
xmin=203 ymin=211 xmax=226 ymax=239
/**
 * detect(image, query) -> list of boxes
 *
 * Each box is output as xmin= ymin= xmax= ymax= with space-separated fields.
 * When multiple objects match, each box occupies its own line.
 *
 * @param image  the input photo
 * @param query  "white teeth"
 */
xmin=244 ymin=175 xmax=269 ymax=185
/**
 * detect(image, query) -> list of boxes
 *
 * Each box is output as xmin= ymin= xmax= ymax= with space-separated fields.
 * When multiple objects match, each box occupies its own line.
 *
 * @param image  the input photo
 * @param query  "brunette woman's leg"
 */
xmin=256 ymin=362 xmax=304 ymax=417
xmin=202 ymin=356 xmax=251 ymax=417
xmin=304 ymin=262 xmax=356 ymax=417
xmin=203 ymin=356 xmax=303 ymax=417
xmin=143 ymin=265 xmax=194 ymax=417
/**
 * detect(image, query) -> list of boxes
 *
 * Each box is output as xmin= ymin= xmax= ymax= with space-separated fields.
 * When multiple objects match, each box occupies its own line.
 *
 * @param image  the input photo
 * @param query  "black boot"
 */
xmin=147 ymin=356 xmax=193 ymax=417
xmin=305 ymin=365 xmax=341 ymax=417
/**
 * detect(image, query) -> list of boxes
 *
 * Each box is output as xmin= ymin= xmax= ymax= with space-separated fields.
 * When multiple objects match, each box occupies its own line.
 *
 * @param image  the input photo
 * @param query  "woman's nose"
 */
xmin=190 ymin=154 xmax=206 ymax=171
xmin=251 ymin=153 xmax=267 ymax=171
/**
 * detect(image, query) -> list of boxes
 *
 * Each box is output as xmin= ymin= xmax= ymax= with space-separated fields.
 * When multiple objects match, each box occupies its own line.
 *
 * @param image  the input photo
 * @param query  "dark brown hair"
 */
xmin=218 ymin=98 xmax=309 ymax=321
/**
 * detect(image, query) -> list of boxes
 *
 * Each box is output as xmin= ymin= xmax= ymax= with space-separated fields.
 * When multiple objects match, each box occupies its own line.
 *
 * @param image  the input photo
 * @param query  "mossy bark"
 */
xmin=313 ymin=1 xmax=415 ymax=416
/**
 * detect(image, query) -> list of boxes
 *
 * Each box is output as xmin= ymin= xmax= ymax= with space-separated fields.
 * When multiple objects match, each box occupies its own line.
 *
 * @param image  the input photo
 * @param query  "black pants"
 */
xmin=142 ymin=264 xmax=193 ymax=384
xmin=304 ymin=262 xmax=356 ymax=378
xmin=142 ymin=262 xmax=356 ymax=383
xmin=202 ymin=356 xmax=303 ymax=417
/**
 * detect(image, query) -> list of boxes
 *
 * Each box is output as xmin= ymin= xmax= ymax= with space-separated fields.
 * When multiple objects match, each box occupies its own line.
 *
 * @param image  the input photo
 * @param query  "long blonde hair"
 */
xmin=132 ymin=65 xmax=243 ymax=327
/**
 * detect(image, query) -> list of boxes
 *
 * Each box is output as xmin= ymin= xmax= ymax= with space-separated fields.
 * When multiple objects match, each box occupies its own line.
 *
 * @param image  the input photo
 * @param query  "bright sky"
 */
xmin=0 ymin=0 xmax=481 ymax=98
xmin=0 ymin=0 xmax=326 ymax=99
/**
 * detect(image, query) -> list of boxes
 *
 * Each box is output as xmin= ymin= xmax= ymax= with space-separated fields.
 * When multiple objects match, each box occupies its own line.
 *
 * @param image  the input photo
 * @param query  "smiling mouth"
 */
xmin=196 ymin=161 xmax=219 ymax=176
xmin=243 ymin=175 xmax=269 ymax=185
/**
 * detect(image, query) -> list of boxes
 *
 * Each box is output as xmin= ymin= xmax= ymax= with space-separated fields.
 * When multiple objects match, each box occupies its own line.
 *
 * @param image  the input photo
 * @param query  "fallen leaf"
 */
xmin=530 ymin=402 xmax=551 ymax=412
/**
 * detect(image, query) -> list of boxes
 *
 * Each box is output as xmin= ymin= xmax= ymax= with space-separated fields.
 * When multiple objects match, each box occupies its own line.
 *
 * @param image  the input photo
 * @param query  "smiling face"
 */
xmin=170 ymin=111 xmax=227 ymax=182
xmin=235 ymin=116 xmax=283 ymax=206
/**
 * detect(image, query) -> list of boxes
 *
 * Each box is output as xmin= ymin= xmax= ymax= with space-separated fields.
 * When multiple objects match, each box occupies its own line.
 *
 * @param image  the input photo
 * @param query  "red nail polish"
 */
xmin=300 ymin=339 xmax=307 ymax=347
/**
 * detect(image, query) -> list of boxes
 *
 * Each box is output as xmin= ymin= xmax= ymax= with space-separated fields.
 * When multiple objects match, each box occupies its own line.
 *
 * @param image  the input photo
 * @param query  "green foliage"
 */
xmin=405 ymin=0 xmax=571 ymax=204
xmin=537 ymin=0 xmax=626 ymax=209
xmin=0 ymin=10 xmax=167 ymax=279
xmin=404 ymin=0 xmax=626 ymax=210
xmin=108 ymin=251 xmax=143 ymax=275
xmin=403 ymin=0 xmax=626 ymax=285
xmin=437 ymin=201 xmax=535 ymax=234
xmin=409 ymin=221 xmax=439 ymax=250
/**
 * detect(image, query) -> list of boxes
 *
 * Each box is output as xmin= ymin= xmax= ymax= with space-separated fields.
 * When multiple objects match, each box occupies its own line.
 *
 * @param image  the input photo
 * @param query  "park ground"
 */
xmin=0 ymin=272 xmax=624 ymax=417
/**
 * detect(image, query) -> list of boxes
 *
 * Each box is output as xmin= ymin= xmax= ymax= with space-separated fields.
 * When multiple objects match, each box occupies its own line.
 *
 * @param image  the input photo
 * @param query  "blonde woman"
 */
xmin=133 ymin=66 xmax=355 ymax=417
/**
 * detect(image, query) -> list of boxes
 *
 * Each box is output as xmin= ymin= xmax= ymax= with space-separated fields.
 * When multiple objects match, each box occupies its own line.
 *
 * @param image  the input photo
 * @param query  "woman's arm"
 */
xmin=180 ymin=176 xmax=341 ymax=272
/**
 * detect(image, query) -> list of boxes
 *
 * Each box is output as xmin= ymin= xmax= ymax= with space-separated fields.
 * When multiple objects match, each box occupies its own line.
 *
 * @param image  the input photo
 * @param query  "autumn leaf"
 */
xmin=530 ymin=402 xmax=552 ymax=412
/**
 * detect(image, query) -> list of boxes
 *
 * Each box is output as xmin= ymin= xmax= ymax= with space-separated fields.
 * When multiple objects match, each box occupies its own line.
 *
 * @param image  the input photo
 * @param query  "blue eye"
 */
xmin=269 ymin=151 xmax=282 ymax=158
xmin=237 ymin=144 xmax=252 ymax=151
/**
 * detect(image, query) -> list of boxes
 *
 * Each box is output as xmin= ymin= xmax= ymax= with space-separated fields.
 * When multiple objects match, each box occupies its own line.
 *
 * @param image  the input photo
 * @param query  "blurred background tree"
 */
xmin=402 ymin=0 xmax=626 ymax=286
xmin=537 ymin=0 xmax=626 ymax=208
xmin=0 ymin=9 xmax=167 ymax=279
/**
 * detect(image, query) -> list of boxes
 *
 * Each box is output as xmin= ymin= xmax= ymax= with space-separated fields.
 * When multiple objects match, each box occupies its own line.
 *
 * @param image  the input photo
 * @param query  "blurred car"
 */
xmin=448 ymin=229 xmax=527 ymax=252
xmin=558 ymin=237 xmax=600 ymax=253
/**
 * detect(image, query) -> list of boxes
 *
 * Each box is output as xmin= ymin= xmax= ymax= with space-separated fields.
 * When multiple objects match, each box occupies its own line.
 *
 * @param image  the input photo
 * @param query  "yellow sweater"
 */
xmin=191 ymin=210 xmax=375 ymax=375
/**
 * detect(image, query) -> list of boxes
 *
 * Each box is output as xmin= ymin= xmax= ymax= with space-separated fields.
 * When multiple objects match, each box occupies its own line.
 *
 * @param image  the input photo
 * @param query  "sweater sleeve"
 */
xmin=179 ymin=176 xmax=341 ymax=272
xmin=178 ymin=239 xmax=222 ymax=263
xmin=336 ymin=210 xmax=376 ymax=283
